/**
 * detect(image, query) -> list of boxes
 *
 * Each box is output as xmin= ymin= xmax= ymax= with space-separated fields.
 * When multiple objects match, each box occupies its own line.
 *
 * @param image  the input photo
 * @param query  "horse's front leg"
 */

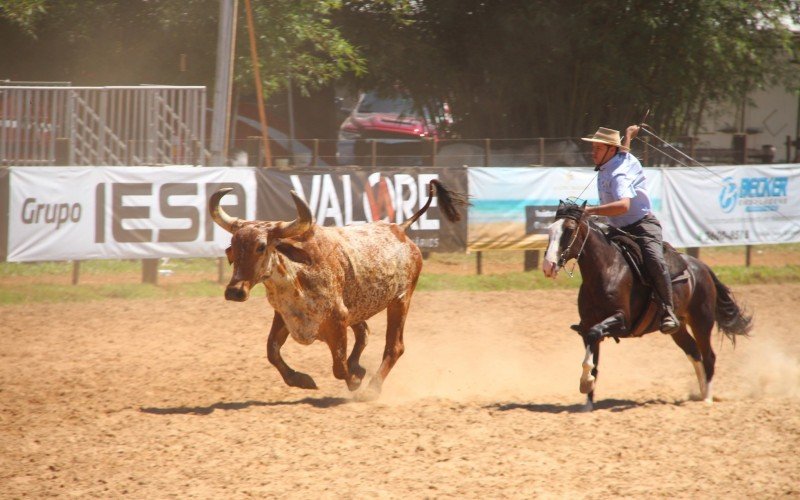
xmin=580 ymin=339 xmax=600 ymax=411
xmin=579 ymin=312 xmax=625 ymax=411
xmin=585 ymin=312 xmax=627 ymax=343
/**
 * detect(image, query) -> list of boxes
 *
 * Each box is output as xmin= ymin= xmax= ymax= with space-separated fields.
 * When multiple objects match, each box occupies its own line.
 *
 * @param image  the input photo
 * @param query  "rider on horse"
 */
xmin=581 ymin=125 xmax=680 ymax=335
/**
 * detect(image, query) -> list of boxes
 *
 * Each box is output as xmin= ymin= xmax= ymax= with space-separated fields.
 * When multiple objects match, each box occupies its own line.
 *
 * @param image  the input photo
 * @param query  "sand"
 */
xmin=1 ymin=281 xmax=799 ymax=498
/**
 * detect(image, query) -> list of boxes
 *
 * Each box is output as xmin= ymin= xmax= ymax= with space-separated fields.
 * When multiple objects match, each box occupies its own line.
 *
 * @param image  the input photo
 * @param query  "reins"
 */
xmin=558 ymin=217 xmax=592 ymax=278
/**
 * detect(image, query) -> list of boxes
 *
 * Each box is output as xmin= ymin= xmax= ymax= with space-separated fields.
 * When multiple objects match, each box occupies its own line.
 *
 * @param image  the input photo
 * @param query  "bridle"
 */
xmin=556 ymin=216 xmax=591 ymax=278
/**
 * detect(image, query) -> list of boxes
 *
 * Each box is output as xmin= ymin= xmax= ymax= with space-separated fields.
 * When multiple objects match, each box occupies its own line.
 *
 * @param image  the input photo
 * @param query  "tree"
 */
xmin=335 ymin=0 xmax=800 ymax=139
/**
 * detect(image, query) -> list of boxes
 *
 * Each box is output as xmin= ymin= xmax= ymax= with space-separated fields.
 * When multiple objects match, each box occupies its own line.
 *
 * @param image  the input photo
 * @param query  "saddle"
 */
xmin=605 ymin=226 xmax=689 ymax=286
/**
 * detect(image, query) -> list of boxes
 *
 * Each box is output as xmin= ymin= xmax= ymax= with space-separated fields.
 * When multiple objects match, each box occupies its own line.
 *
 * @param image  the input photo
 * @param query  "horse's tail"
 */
xmin=710 ymin=269 xmax=753 ymax=345
xmin=401 ymin=179 xmax=469 ymax=231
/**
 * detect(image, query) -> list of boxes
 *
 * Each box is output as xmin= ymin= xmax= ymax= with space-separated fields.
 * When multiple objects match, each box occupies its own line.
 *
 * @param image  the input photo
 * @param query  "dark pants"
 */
xmin=621 ymin=213 xmax=674 ymax=308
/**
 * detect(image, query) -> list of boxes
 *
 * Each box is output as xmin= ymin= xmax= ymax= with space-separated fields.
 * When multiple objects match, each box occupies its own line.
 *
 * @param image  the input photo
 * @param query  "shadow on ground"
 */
xmin=487 ymin=397 xmax=687 ymax=414
xmin=140 ymin=396 xmax=350 ymax=415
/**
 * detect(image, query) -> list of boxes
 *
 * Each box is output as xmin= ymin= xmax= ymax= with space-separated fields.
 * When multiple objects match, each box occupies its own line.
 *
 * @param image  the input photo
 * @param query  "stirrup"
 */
xmin=660 ymin=308 xmax=680 ymax=335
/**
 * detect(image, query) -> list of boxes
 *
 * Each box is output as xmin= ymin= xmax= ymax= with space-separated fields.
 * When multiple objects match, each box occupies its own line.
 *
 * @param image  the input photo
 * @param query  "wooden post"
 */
xmin=484 ymin=138 xmax=491 ymax=167
xmin=55 ymin=137 xmax=70 ymax=166
xmin=71 ymin=261 xmax=81 ymax=285
xmin=686 ymin=247 xmax=700 ymax=259
xmin=217 ymin=257 xmax=227 ymax=284
xmin=733 ymin=133 xmax=747 ymax=165
xmin=538 ymin=137 xmax=545 ymax=166
xmin=142 ymin=259 xmax=159 ymax=285
xmin=476 ymin=251 xmax=483 ymax=275
xmin=745 ymin=245 xmax=752 ymax=267
xmin=524 ymin=250 xmax=540 ymax=272
xmin=786 ymin=135 xmax=792 ymax=164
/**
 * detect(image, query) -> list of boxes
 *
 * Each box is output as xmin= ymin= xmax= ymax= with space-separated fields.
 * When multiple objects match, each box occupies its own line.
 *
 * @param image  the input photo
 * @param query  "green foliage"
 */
xmin=1 ymin=258 xmax=799 ymax=304
xmin=336 ymin=0 xmax=800 ymax=138
xmin=1 ymin=0 xmax=798 ymax=138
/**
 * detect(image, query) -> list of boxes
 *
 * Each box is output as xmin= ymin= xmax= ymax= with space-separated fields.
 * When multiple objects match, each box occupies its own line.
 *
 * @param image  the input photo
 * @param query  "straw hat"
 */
xmin=581 ymin=127 xmax=622 ymax=148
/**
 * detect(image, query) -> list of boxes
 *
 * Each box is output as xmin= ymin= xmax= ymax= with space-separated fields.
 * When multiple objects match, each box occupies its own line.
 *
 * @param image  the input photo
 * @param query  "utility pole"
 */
xmin=209 ymin=0 xmax=238 ymax=166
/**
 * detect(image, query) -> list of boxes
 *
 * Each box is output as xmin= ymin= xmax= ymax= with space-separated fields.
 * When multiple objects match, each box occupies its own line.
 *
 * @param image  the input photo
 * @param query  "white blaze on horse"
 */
xmin=543 ymin=200 xmax=752 ymax=410
xmin=209 ymin=180 xmax=467 ymax=400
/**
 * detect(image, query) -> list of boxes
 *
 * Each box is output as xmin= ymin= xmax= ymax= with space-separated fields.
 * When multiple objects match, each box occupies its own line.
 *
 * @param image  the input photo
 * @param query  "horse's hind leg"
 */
xmin=670 ymin=326 xmax=707 ymax=400
xmin=690 ymin=317 xmax=717 ymax=403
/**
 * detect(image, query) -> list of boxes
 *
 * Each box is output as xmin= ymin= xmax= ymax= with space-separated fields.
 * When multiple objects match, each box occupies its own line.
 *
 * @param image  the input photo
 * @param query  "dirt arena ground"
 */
xmin=2 ymin=275 xmax=799 ymax=499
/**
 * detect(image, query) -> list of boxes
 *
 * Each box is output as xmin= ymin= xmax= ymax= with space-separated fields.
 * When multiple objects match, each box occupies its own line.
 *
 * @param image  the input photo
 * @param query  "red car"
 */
xmin=336 ymin=91 xmax=452 ymax=166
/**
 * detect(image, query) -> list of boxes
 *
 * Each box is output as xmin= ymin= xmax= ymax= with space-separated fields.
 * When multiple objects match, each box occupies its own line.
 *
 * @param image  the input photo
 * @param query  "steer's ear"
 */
xmin=225 ymin=246 xmax=233 ymax=265
xmin=275 ymin=242 xmax=313 ymax=266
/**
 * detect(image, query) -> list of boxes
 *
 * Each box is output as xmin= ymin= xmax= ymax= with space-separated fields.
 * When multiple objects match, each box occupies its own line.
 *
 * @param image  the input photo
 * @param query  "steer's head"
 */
xmin=209 ymin=188 xmax=313 ymax=302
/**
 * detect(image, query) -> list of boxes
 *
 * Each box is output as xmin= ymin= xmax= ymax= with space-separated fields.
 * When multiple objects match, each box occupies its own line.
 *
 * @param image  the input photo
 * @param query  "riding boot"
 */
xmin=654 ymin=267 xmax=680 ymax=335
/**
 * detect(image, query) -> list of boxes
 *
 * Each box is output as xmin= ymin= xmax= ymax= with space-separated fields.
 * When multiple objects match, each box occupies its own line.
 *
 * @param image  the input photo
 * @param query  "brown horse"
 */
xmin=542 ymin=200 xmax=752 ymax=410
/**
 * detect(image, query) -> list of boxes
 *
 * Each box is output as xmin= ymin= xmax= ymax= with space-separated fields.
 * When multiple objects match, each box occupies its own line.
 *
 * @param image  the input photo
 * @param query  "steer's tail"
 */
xmin=401 ymin=179 xmax=469 ymax=231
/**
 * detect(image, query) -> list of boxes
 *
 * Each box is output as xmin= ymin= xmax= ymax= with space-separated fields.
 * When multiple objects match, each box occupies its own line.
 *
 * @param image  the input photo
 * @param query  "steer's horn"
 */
xmin=274 ymin=191 xmax=313 ymax=238
xmin=209 ymin=187 xmax=241 ymax=234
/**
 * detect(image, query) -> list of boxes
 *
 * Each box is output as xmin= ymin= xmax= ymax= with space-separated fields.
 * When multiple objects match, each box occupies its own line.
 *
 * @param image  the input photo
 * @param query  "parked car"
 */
xmin=336 ymin=91 xmax=452 ymax=166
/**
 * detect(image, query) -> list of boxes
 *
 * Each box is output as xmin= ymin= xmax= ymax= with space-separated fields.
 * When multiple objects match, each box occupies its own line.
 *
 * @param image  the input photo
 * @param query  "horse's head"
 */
xmin=542 ymin=199 xmax=588 ymax=278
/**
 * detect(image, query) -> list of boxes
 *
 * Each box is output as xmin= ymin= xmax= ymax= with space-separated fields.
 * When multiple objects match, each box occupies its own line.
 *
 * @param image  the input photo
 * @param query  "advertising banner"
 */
xmin=6 ymin=166 xmax=256 ymax=262
xmin=662 ymin=164 xmax=800 ymax=247
xmin=467 ymin=166 xmax=664 ymax=251
xmin=256 ymin=166 xmax=469 ymax=252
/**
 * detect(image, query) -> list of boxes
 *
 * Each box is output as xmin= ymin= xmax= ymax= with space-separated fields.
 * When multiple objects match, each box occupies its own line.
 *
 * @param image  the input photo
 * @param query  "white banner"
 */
xmin=467 ymin=166 xmax=663 ymax=250
xmin=7 ymin=166 xmax=256 ymax=262
xmin=662 ymin=164 xmax=800 ymax=247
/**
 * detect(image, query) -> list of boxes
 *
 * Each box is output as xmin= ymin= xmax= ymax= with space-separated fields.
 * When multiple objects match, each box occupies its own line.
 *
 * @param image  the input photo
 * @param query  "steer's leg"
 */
xmin=348 ymin=322 xmax=369 ymax=383
xmin=360 ymin=297 xmax=409 ymax=400
xmin=324 ymin=318 xmax=362 ymax=392
xmin=266 ymin=312 xmax=317 ymax=390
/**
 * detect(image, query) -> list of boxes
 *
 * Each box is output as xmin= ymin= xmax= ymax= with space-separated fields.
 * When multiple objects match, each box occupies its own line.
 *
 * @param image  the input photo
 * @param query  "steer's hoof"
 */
xmin=350 ymin=364 xmax=367 ymax=381
xmin=346 ymin=376 xmax=363 ymax=392
xmin=287 ymin=371 xmax=318 ymax=390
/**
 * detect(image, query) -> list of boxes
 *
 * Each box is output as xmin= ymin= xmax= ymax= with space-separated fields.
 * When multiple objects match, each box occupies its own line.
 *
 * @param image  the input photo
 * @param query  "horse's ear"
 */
xmin=558 ymin=200 xmax=566 ymax=210
xmin=581 ymin=200 xmax=587 ymax=210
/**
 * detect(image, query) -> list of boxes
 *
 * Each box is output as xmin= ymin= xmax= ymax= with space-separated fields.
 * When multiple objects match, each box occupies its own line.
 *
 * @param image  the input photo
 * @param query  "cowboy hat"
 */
xmin=581 ymin=127 xmax=623 ymax=148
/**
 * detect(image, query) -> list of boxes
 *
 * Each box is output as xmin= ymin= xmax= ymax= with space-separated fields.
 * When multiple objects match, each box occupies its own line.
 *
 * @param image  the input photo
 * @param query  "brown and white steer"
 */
xmin=209 ymin=180 xmax=466 ymax=399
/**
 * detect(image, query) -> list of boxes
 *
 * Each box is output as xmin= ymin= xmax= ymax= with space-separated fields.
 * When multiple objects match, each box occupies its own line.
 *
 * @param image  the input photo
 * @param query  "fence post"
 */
xmin=686 ymin=247 xmax=700 ymax=259
xmin=733 ymin=133 xmax=747 ymax=164
xmin=217 ymin=257 xmax=227 ymax=284
xmin=71 ymin=261 xmax=81 ymax=285
xmin=142 ymin=259 xmax=159 ymax=284
xmin=745 ymin=245 xmax=752 ymax=267
xmin=55 ymin=137 xmax=70 ymax=166
xmin=539 ymin=137 xmax=545 ymax=166
xmin=524 ymin=250 xmax=540 ymax=272
xmin=476 ymin=251 xmax=483 ymax=275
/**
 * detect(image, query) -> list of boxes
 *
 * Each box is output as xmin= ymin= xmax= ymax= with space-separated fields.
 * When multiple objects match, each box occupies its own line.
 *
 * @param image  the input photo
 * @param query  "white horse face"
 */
xmin=542 ymin=217 xmax=583 ymax=278
xmin=542 ymin=219 xmax=565 ymax=278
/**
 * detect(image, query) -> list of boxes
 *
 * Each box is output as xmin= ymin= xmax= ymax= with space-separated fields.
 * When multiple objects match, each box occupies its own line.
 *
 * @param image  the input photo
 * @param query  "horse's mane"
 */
xmin=555 ymin=199 xmax=587 ymax=221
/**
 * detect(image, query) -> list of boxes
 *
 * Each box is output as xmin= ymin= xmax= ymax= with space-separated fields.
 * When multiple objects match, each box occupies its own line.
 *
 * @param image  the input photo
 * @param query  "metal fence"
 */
xmin=0 ymin=86 xmax=208 ymax=166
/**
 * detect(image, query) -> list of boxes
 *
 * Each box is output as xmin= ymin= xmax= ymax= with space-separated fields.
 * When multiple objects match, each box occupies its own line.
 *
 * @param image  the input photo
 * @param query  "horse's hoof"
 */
xmin=354 ymin=386 xmax=380 ymax=402
xmin=579 ymin=377 xmax=595 ymax=394
xmin=287 ymin=371 xmax=318 ymax=390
